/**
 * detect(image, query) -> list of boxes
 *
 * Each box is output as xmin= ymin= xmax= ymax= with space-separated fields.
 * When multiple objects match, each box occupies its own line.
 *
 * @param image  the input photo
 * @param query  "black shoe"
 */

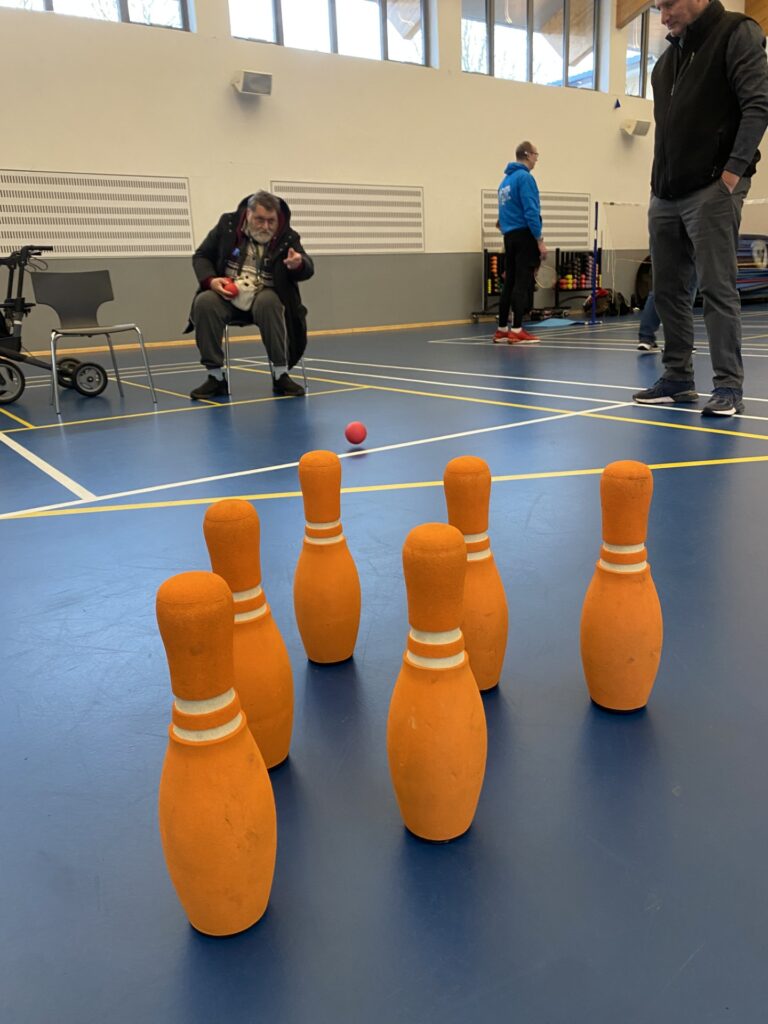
xmin=633 ymin=377 xmax=698 ymax=405
xmin=190 ymin=374 xmax=228 ymax=400
xmin=637 ymin=339 xmax=659 ymax=353
xmin=272 ymin=373 xmax=305 ymax=397
xmin=701 ymin=387 xmax=744 ymax=417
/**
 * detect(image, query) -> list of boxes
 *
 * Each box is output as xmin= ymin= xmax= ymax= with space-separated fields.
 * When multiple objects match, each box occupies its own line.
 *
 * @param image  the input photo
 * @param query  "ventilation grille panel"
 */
xmin=482 ymin=189 xmax=591 ymax=251
xmin=0 ymin=170 xmax=194 ymax=257
xmin=271 ymin=180 xmax=424 ymax=255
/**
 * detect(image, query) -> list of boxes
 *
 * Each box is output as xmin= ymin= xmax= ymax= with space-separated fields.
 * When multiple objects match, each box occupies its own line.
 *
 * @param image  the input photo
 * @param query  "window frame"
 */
xmin=26 ymin=0 xmax=191 ymax=30
xmin=239 ymin=0 xmax=429 ymax=66
xmin=469 ymin=0 xmax=598 ymax=89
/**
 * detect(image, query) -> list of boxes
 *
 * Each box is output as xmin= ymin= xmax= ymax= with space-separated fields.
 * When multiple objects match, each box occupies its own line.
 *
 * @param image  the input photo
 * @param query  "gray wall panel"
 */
xmin=11 ymin=254 xmax=483 ymax=348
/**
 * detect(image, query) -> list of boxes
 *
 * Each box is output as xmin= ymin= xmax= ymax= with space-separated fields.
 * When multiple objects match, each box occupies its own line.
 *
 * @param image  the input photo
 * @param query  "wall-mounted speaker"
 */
xmin=232 ymin=71 xmax=273 ymax=96
xmin=620 ymin=119 xmax=651 ymax=137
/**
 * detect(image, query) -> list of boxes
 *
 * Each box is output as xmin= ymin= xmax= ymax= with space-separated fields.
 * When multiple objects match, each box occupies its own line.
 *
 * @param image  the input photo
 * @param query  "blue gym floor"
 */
xmin=2 ymin=311 xmax=768 ymax=1023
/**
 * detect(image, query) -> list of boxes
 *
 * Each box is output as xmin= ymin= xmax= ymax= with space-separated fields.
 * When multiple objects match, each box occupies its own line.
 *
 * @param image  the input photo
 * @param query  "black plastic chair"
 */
xmin=31 ymin=270 xmax=157 ymax=419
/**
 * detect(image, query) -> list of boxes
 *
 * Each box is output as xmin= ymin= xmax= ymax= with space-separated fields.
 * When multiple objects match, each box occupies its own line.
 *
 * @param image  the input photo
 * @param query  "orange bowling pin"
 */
xmin=580 ymin=461 xmax=663 ymax=711
xmin=293 ymin=450 xmax=361 ymax=663
xmin=443 ymin=456 xmax=508 ymax=690
xmin=156 ymin=571 xmax=277 ymax=936
xmin=203 ymin=499 xmax=293 ymax=768
xmin=387 ymin=523 xmax=487 ymax=841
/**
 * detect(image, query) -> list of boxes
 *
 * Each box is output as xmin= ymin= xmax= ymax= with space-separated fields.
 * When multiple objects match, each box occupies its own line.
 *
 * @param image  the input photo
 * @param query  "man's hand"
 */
xmin=210 ymin=277 xmax=234 ymax=297
xmin=721 ymin=170 xmax=740 ymax=193
xmin=538 ymin=240 xmax=548 ymax=259
xmin=284 ymin=248 xmax=303 ymax=271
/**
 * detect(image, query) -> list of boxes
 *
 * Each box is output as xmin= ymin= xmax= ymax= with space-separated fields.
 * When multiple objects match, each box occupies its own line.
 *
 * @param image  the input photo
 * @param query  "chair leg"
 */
xmin=49 ymin=332 xmax=62 ymax=419
xmin=131 ymin=327 xmax=157 ymax=405
xmin=299 ymin=355 xmax=309 ymax=394
xmin=104 ymin=333 xmax=124 ymax=397
xmin=223 ymin=325 xmax=232 ymax=396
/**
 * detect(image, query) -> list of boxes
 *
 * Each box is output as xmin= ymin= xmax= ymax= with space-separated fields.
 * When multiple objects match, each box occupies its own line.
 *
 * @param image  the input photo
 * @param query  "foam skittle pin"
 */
xmin=156 ymin=571 xmax=277 ymax=936
xmin=386 ymin=523 xmax=487 ymax=841
xmin=443 ymin=456 xmax=508 ymax=690
xmin=293 ymin=450 xmax=361 ymax=663
xmin=580 ymin=461 xmax=663 ymax=711
xmin=204 ymin=499 xmax=293 ymax=769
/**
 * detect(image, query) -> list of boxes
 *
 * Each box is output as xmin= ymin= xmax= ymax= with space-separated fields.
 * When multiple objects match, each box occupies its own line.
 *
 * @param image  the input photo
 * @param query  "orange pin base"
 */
xmin=233 ymin=617 xmax=293 ymax=768
xmin=462 ymin=556 xmax=508 ymax=691
xmin=387 ymin=655 xmax=487 ymax=842
xmin=580 ymin=565 xmax=663 ymax=712
xmin=294 ymin=540 xmax=361 ymax=663
xmin=158 ymin=717 xmax=277 ymax=936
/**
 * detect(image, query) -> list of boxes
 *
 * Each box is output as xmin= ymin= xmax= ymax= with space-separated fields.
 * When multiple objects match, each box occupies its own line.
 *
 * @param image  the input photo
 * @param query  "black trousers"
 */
xmin=498 ymin=228 xmax=539 ymax=329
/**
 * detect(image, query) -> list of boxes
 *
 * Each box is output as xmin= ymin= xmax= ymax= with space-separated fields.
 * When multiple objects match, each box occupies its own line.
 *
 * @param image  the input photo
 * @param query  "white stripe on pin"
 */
xmin=467 ymin=549 xmax=492 ymax=562
xmin=602 ymin=542 xmax=645 ymax=553
xmin=410 ymin=627 xmax=462 ymax=644
xmin=305 ymin=533 xmax=345 ymax=546
xmin=598 ymin=559 xmax=647 ymax=573
xmin=174 ymin=688 xmax=236 ymax=715
xmin=306 ymin=519 xmax=341 ymax=530
xmin=172 ymin=712 xmax=243 ymax=743
xmin=464 ymin=531 xmax=489 ymax=544
xmin=233 ymin=584 xmax=262 ymax=603
xmin=235 ymin=604 xmax=268 ymax=623
xmin=406 ymin=650 xmax=465 ymax=669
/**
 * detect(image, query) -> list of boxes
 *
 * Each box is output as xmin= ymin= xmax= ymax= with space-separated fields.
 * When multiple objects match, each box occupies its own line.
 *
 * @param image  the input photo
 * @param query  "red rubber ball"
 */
xmin=345 ymin=421 xmax=367 ymax=445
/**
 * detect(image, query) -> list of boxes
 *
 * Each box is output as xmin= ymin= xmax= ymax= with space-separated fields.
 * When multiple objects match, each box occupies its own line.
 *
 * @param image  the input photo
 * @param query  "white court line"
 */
xmin=0 ymin=433 xmax=95 ymax=500
xmin=0 ymin=400 xmax=633 ymax=520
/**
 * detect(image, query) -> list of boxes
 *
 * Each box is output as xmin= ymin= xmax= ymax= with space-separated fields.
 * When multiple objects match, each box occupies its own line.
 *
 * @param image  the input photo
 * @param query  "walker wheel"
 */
xmin=57 ymin=358 xmax=80 ymax=388
xmin=72 ymin=362 xmax=108 ymax=397
xmin=0 ymin=357 xmax=25 ymax=404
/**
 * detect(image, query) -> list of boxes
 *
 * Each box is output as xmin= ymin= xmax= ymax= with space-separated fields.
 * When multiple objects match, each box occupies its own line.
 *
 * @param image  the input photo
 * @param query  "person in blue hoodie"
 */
xmin=495 ymin=142 xmax=548 ymax=344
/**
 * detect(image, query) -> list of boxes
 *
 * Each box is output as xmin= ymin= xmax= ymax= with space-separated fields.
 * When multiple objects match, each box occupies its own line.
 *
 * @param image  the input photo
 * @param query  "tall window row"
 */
xmin=461 ymin=0 xmax=598 ymax=89
xmin=0 ymin=0 xmax=187 ymax=29
xmin=625 ymin=6 xmax=666 ymax=98
xmin=229 ymin=0 xmax=427 ymax=65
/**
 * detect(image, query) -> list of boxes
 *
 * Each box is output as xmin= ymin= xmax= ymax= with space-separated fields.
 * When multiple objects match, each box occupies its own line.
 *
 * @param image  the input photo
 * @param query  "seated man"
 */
xmin=185 ymin=190 xmax=314 ymax=400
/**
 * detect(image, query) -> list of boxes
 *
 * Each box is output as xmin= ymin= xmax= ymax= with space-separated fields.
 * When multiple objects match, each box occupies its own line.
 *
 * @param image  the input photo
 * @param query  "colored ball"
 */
xmin=220 ymin=279 xmax=238 ymax=298
xmin=345 ymin=421 xmax=367 ymax=445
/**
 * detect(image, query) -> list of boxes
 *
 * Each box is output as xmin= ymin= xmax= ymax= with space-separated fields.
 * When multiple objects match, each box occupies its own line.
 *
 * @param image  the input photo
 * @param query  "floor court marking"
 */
xmin=8 ymin=453 xmax=768 ymax=520
xmin=0 ymin=406 xmax=34 ymax=428
xmin=0 ymin=400 xmax=634 ymax=520
xmin=1 ymin=385 xmax=365 ymax=434
xmin=0 ymin=433 xmax=95 ymax=500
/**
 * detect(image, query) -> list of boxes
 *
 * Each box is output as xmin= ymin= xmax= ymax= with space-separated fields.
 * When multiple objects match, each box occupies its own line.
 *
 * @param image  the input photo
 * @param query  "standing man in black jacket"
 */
xmin=633 ymin=0 xmax=768 ymax=416
xmin=186 ymin=190 xmax=314 ymax=400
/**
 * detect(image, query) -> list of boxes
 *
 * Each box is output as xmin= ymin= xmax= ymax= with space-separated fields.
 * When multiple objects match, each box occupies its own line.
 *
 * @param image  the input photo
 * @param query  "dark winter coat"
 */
xmin=185 ymin=194 xmax=315 ymax=368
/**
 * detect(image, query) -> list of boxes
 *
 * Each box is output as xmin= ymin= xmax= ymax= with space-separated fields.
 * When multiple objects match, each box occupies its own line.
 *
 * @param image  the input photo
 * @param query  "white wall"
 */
xmin=0 ymin=0 xmax=764 ymax=253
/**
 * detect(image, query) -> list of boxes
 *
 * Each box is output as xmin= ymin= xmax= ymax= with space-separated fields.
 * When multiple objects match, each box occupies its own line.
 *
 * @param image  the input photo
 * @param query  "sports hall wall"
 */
xmin=1 ymin=0 xmax=762 ymax=343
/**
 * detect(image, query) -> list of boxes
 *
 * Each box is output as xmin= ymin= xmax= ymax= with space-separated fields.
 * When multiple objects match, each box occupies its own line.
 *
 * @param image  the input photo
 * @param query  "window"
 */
xmin=0 ymin=0 xmax=189 ymax=28
xmin=626 ymin=6 xmax=665 ymax=98
xmin=229 ymin=0 xmax=427 ymax=65
xmin=462 ymin=0 xmax=597 ymax=89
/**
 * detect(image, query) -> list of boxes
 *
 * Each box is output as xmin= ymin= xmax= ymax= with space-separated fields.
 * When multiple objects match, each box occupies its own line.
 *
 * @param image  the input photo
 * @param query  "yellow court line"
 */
xmin=2 ymin=384 xmax=367 ymax=433
xmin=584 ymin=409 xmax=768 ymax=442
xmin=0 ymin=406 xmax=35 ymax=428
xmin=8 ymin=453 xmax=768 ymax=520
xmin=119 ymin=377 xmax=218 ymax=405
xmin=300 ymin=375 xmax=768 ymax=441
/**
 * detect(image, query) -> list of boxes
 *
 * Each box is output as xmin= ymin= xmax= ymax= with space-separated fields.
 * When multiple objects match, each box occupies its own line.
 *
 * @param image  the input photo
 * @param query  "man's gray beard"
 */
xmin=253 ymin=230 xmax=273 ymax=244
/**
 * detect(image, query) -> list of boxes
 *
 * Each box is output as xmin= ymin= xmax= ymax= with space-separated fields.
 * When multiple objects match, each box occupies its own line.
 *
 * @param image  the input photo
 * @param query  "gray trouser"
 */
xmin=649 ymin=176 xmax=750 ymax=390
xmin=192 ymin=288 xmax=289 ymax=372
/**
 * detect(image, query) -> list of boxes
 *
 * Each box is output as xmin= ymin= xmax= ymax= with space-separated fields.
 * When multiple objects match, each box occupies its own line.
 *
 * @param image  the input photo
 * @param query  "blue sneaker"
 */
xmin=701 ymin=387 xmax=744 ymax=416
xmin=633 ymin=378 xmax=698 ymax=405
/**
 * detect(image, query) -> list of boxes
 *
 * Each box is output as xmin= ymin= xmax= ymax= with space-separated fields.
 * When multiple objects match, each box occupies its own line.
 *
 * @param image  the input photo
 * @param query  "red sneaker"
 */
xmin=493 ymin=328 xmax=509 ymax=342
xmin=515 ymin=329 xmax=540 ymax=344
